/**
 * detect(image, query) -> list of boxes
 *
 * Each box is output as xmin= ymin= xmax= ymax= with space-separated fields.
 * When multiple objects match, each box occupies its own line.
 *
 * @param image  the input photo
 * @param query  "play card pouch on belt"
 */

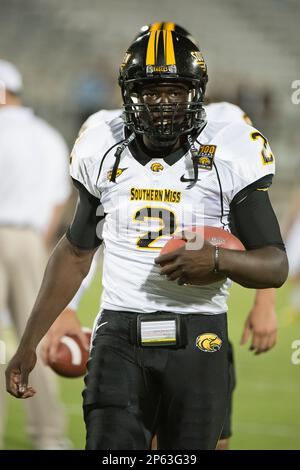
xmin=131 ymin=314 xmax=188 ymax=348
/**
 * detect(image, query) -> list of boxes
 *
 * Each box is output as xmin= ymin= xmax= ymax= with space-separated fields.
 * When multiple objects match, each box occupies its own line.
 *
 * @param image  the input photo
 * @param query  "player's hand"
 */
xmin=155 ymin=231 xmax=215 ymax=285
xmin=240 ymin=302 xmax=277 ymax=355
xmin=6 ymin=349 xmax=37 ymax=398
xmin=41 ymin=307 xmax=89 ymax=365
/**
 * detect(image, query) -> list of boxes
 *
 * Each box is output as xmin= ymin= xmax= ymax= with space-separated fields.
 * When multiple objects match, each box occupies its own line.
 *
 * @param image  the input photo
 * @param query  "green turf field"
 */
xmin=3 ymin=274 xmax=300 ymax=450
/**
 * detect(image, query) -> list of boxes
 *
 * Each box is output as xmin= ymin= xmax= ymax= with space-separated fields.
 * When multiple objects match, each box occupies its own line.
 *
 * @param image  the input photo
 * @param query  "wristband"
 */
xmin=213 ymin=245 xmax=220 ymax=273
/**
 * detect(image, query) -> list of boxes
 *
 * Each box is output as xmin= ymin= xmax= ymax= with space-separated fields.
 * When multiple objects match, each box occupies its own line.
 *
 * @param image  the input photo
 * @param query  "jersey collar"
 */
xmin=128 ymin=135 xmax=190 ymax=167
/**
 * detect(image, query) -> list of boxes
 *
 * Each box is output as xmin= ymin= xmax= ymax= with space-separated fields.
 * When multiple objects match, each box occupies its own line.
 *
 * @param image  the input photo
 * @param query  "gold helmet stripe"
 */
xmin=163 ymin=22 xmax=175 ymax=31
xmin=150 ymin=22 xmax=162 ymax=31
xmin=146 ymin=30 xmax=157 ymax=65
xmin=146 ymin=23 xmax=176 ymax=66
xmin=147 ymin=23 xmax=162 ymax=65
xmin=165 ymin=29 xmax=176 ymax=64
xmin=155 ymin=30 xmax=161 ymax=63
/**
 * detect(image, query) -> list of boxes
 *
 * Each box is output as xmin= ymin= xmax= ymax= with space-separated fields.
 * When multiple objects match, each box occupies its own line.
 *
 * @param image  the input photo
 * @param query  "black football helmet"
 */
xmin=119 ymin=29 xmax=208 ymax=142
xmin=133 ymin=21 xmax=199 ymax=48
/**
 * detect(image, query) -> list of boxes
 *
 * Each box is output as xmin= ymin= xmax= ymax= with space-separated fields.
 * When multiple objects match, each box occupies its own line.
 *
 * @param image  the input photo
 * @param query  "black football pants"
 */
xmin=83 ymin=310 xmax=229 ymax=450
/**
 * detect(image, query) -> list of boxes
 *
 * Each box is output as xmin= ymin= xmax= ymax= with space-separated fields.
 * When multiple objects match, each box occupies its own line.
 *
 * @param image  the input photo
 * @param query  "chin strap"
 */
xmin=186 ymin=134 xmax=199 ymax=189
xmin=110 ymin=132 xmax=136 ymax=182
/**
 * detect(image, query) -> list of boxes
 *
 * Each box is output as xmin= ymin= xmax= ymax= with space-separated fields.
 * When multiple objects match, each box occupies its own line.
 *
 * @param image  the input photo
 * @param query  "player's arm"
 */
xmin=43 ymin=130 xmax=72 ymax=250
xmin=41 ymin=254 xmax=99 ymax=364
xmin=217 ymin=179 xmax=288 ymax=288
xmin=156 ymin=178 xmax=288 ymax=288
xmin=281 ymin=188 xmax=300 ymax=239
xmin=241 ymin=288 xmax=277 ymax=354
xmin=5 ymin=179 xmax=104 ymax=398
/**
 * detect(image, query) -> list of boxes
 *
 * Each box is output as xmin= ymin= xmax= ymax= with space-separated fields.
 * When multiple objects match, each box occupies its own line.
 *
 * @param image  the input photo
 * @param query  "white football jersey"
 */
xmin=70 ymin=116 xmax=275 ymax=315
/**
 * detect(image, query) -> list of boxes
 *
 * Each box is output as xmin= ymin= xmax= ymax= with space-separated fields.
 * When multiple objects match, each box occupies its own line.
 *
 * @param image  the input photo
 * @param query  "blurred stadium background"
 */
xmin=1 ymin=0 xmax=300 ymax=450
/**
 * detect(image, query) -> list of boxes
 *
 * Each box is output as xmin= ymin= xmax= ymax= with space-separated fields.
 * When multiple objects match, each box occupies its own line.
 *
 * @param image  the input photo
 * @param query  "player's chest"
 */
xmin=100 ymin=155 xmax=221 ymax=207
xmin=98 ymin=149 xmax=229 ymax=249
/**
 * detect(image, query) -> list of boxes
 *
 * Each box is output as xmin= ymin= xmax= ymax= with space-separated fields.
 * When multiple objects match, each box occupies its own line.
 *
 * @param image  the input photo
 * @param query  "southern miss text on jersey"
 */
xmin=70 ymin=117 xmax=275 ymax=315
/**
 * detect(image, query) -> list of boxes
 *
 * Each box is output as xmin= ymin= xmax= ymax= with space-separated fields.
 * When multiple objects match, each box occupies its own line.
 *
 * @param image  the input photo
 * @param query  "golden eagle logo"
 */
xmin=198 ymin=156 xmax=210 ymax=166
xmin=107 ymin=168 xmax=127 ymax=181
xmin=196 ymin=333 xmax=222 ymax=352
xmin=150 ymin=162 xmax=164 ymax=172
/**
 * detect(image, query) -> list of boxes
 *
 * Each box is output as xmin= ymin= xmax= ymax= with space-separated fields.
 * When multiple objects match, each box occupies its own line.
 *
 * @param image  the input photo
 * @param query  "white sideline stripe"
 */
xmin=60 ymin=336 xmax=82 ymax=365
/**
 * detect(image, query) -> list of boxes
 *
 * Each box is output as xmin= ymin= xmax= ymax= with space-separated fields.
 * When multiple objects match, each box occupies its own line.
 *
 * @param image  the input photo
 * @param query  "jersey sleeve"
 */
xmin=66 ymin=178 xmax=105 ymax=250
xmin=219 ymin=122 xmax=276 ymax=205
xmin=79 ymin=109 xmax=122 ymax=135
xmin=229 ymin=187 xmax=285 ymax=251
xmin=69 ymin=122 xmax=114 ymax=198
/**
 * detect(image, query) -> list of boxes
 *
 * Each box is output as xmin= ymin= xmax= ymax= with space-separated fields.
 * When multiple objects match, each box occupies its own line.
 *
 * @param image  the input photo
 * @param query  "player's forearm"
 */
xmin=281 ymin=189 xmax=300 ymax=238
xmin=219 ymin=246 xmax=288 ymax=288
xmin=68 ymin=255 xmax=98 ymax=310
xmin=18 ymin=236 xmax=96 ymax=351
xmin=43 ymin=203 xmax=66 ymax=249
xmin=254 ymin=288 xmax=276 ymax=306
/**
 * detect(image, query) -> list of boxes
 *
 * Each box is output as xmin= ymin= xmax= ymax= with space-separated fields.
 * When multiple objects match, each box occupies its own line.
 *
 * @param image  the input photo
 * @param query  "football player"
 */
xmin=6 ymin=27 xmax=287 ymax=450
xmin=59 ymin=22 xmax=277 ymax=450
xmin=43 ymin=102 xmax=277 ymax=451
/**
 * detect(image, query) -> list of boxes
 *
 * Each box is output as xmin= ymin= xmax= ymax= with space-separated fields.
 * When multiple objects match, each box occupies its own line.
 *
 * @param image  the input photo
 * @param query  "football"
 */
xmin=48 ymin=327 xmax=92 ymax=378
xmin=160 ymin=226 xmax=245 ymax=285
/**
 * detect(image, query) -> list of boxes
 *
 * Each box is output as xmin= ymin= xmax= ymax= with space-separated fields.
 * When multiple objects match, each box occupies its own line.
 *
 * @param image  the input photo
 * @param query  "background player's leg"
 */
xmin=157 ymin=314 xmax=229 ymax=450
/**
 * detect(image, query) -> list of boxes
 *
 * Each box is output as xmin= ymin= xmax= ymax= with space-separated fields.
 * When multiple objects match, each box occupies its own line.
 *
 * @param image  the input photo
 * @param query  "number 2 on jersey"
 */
xmin=251 ymin=131 xmax=274 ymax=165
xmin=134 ymin=207 xmax=177 ymax=250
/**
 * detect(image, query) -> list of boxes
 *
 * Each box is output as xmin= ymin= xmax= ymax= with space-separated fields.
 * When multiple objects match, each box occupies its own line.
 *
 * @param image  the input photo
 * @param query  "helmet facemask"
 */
xmin=122 ymin=79 xmax=206 ymax=144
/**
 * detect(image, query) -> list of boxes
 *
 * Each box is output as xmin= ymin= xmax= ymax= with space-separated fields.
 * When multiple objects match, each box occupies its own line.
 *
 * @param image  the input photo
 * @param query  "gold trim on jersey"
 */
xmin=243 ymin=113 xmax=253 ymax=126
xmin=130 ymin=187 xmax=181 ymax=203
